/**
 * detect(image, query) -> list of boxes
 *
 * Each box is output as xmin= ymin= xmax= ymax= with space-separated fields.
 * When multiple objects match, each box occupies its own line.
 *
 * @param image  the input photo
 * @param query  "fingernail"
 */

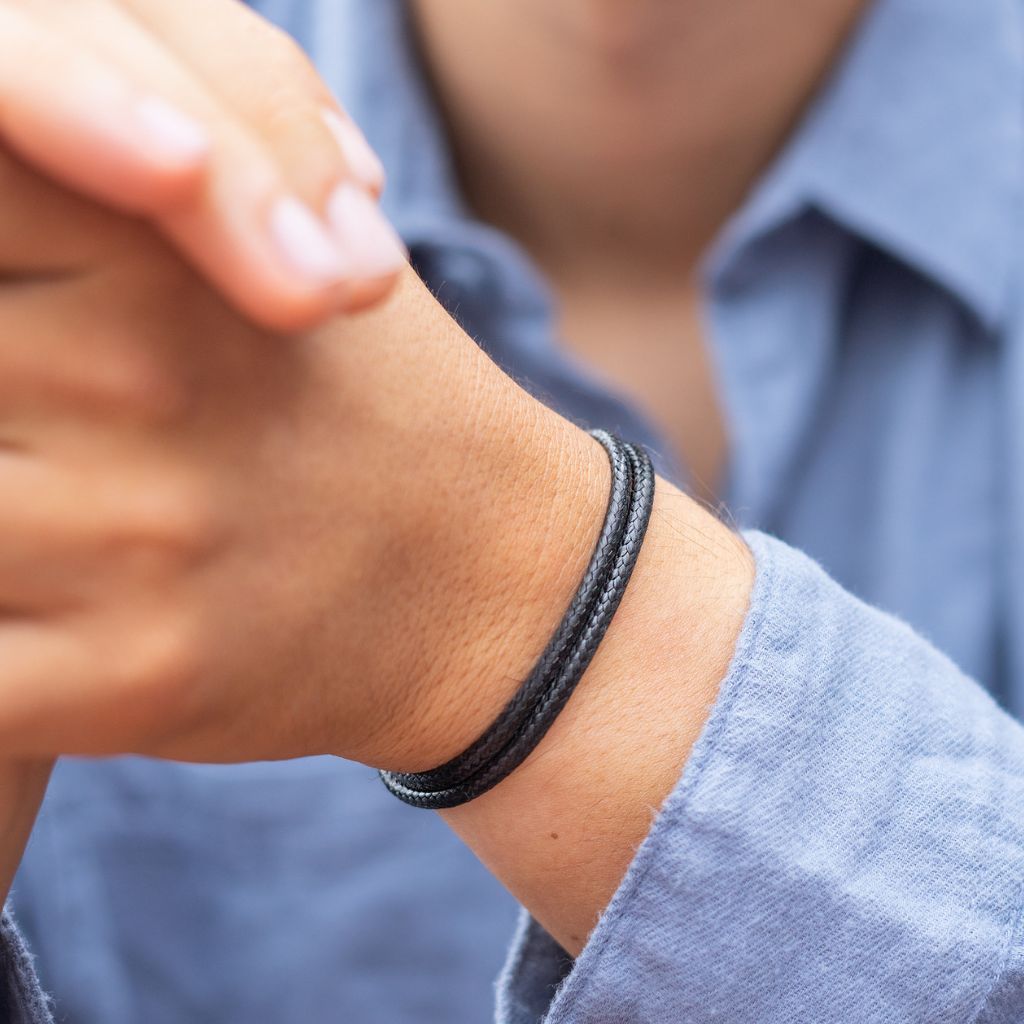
xmin=270 ymin=195 xmax=346 ymax=283
xmin=327 ymin=184 xmax=406 ymax=279
xmin=133 ymin=97 xmax=210 ymax=168
xmin=323 ymin=110 xmax=385 ymax=192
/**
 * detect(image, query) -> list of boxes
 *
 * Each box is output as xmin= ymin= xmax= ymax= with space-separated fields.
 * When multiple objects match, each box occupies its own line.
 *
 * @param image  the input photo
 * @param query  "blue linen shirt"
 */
xmin=9 ymin=0 xmax=1024 ymax=1020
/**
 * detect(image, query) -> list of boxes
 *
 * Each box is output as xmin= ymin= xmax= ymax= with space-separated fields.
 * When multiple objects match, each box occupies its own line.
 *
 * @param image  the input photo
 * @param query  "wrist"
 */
xmin=355 ymin=379 xmax=610 ymax=772
xmin=444 ymin=485 xmax=754 ymax=954
xmin=270 ymin=270 xmax=607 ymax=772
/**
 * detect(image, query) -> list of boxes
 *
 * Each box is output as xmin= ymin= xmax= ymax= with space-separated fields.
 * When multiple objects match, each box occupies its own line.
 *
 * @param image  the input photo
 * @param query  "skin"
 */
xmin=0 ymin=160 xmax=751 ymax=951
xmin=0 ymin=0 xmax=402 ymax=903
xmin=411 ymin=0 xmax=867 ymax=496
xmin=0 ymin=0 xmax=403 ymax=330
xmin=0 ymin=762 xmax=49 ymax=907
xmin=1 ymin=0 xmax=868 ymax=963
xmin=411 ymin=0 xmax=867 ymax=946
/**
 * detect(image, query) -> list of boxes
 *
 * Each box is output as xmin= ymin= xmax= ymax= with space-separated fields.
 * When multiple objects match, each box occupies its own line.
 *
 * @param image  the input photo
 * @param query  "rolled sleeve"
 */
xmin=498 ymin=532 xmax=1024 ymax=1024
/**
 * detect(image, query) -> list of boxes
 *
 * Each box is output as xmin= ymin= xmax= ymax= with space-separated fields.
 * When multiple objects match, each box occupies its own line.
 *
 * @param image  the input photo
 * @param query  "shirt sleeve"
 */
xmin=496 ymin=531 xmax=1024 ymax=1024
xmin=0 ymin=911 xmax=52 ymax=1024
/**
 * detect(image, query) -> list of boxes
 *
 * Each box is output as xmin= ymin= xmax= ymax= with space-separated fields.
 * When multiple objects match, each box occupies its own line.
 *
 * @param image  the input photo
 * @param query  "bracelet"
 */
xmin=380 ymin=430 xmax=656 ymax=810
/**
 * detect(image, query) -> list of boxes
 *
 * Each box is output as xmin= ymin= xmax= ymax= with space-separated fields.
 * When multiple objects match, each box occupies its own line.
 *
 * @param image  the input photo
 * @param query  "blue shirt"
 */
xmin=10 ymin=0 xmax=1024 ymax=1020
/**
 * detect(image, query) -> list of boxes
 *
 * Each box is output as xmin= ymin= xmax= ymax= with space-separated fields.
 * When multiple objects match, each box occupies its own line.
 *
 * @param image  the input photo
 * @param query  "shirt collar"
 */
xmin=298 ymin=0 xmax=1023 ymax=329
xmin=719 ymin=0 xmax=1024 ymax=328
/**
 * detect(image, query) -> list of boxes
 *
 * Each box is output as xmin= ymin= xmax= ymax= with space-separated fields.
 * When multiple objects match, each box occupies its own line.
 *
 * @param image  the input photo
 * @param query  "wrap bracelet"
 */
xmin=380 ymin=430 xmax=656 ymax=810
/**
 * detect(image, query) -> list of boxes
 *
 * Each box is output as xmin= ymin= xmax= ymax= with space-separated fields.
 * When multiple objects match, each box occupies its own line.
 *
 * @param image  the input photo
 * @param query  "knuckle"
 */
xmin=261 ymin=78 xmax=325 ymax=143
xmin=262 ymin=24 xmax=322 ymax=87
xmin=257 ymin=32 xmax=336 ymax=134
xmin=114 ymin=615 xmax=206 ymax=716
xmin=86 ymin=345 xmax=193 ymax=426
xmin=104 ymin=477 xmax=223 ymax=569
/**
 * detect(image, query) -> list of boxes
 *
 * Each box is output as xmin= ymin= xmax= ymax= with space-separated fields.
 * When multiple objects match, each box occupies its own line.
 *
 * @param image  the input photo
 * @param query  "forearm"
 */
xmin=0 ymin=761 xmax=50 ymax=906
xmin=344 ymin=275 xmax=754 ymax=953
xmin=439 ymin=484 xmax=752 ymax=955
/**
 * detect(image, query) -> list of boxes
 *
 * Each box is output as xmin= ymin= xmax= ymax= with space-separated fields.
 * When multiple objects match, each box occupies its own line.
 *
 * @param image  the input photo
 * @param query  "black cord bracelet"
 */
xmin=380 ymin=430 xmax=656 ymax=810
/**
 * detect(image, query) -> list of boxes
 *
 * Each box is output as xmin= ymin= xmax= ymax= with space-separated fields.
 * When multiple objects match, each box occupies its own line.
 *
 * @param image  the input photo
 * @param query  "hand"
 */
xmin=0 ymin=143 xmax=752 ymax=957
xmin=0 ymin=143 xmax=604 ymax=769
xmin=0 ymin=0 xmax=404 ymax=331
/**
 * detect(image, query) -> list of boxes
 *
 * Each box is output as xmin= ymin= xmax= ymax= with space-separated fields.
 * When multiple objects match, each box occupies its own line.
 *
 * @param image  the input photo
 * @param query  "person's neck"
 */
xmin=410 ymin=0 xmax=868 ymax=283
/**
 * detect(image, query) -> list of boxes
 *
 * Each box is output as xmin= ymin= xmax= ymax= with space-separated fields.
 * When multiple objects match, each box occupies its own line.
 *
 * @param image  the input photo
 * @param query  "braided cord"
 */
xmin=380 ymin=431 xmax=656 ymax=810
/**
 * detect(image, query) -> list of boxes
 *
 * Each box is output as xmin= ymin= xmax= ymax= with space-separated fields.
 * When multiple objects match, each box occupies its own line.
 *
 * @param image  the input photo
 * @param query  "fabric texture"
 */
xmin=0 ymin=914 xmax=51 ymax=1024
xmin=9 ymin=0 xmax=1024 ymax=1021
xmin=498 ymin=534 xmax=1024 ymax=1022
xmin=11 ymin=530 xmax=1024 ymax=1022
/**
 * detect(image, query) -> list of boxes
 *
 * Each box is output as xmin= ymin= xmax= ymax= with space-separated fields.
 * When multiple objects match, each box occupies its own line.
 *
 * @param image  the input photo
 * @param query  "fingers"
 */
xmin=0 ymin=620 xmax=156 ymax=756
xmin=0 ymin=1 xmax=405 ymax=332
xmin=0 ymin=143 xmax=143 ymax=276
xmin=124 ymin=0 xmax=401 ymax=312
xmin=127 ymin=0 xmax=385 ymax=194
xmin=0 ymin=543 xmax=210 ymax=757
xmin=0 ymin=5 xmax=208 ymax=213
xmin=0 ymin=447 xmax=212 ymax=611
xmin=0 ymin=451 xmax=216 ymax=757
xmin=54 ymin=0 xmax=404 ymax=330
xmin=322 ymin=110 xmax=387 ymax=199
xmin=0 ymin=456 xmax=100 ymax=611
xmin=0 ymin=622 xmax=83 ymax=755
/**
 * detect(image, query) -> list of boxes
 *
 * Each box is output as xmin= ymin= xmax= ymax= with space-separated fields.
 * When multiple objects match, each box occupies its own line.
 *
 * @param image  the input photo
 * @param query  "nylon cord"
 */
xmin=381 ymin=431 xmax=656 ymax=809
